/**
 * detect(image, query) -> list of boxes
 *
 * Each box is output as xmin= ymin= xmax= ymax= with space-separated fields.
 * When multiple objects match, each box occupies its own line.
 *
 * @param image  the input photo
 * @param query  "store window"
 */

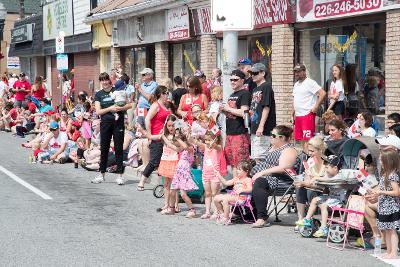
xmin=170 ymin=41 xmax=201 ymax=79
xmin=248 ymin=34 xmax=272 ymax=75
xmin=299 ymin=22 xmax=386 ymax=123
xmin=131 ymin=46 xmax=155 ymax=82
xmin=100 ymin=49 xmax=111 ymax=73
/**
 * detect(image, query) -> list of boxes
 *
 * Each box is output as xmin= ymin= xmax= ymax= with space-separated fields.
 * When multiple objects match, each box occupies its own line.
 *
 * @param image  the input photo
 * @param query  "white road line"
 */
xmin=0 ymin=165 xmax=52 ymax=200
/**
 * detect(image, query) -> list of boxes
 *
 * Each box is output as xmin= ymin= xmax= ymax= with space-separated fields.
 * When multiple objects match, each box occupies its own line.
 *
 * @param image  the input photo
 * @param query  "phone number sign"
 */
xmin=297 ymin=0 xmax=400 ymax=21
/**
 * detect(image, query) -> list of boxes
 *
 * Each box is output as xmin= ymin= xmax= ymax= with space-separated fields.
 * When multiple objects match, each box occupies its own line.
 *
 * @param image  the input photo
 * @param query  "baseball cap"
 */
xmin=238 ymin=58 xmax=252 ymax=65
xmin=49 ymin=121 xmax=59 ymax=130
xmin=231 ymin=69 xmax=245 ymax=79
xmin=323 ymin=155 xmax=342 ymax=168
xmin=293 ymin=63 xmax=306 ymax=72
xmin=375 ymin=135 xmax=400 ymax=150
xmin=139 ymin=68 xmax=154 ymax=75
xmin=250 ymin=63 xmax=266 ymax=73
xmin=46 ymin=110 xmax=55 ymax=115
xmin=194 ymin=70 xmax=205 ymax=77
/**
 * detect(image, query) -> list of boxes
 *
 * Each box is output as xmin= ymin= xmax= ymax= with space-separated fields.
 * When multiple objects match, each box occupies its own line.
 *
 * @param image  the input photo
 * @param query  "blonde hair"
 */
xmin=211 ymin=86 xmax=223 ymax=102
xmin=308 ymin=136 xmax=327 ymax=154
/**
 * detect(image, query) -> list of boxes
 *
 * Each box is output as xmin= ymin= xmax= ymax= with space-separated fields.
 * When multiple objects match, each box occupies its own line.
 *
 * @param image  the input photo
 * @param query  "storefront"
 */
xmin=295 ymin=0 xmax=400 ymax=131
xmin=92 ymin=21 xmax=112 ymax=73
xmin=9 ymin=15 xmax=45 ymax=83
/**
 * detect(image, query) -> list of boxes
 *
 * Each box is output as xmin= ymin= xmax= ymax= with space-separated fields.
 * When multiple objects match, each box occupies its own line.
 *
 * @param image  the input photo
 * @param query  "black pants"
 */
xmin=142 ymin=140 xmax=163 ymax=178
xmin=252 ymin=178 xmax=273 ymax=220
xmin=100 ymin=120 xmax=124 ymax=174
xmin=296 ymin=187 xmax=321 ymax=204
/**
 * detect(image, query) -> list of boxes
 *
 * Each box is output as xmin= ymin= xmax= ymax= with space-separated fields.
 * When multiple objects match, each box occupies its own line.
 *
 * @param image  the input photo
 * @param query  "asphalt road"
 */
xmin=0 ymin=133 xmax=389 ymax=267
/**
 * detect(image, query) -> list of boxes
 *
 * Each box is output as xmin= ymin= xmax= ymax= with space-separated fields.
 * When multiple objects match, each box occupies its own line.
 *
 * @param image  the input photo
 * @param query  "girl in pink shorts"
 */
xmin=195 ymin=128 xmax=226 ymax=219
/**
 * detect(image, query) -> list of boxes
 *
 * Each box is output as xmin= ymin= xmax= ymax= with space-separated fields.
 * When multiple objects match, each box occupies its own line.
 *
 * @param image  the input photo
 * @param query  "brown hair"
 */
xmin=186 ymin=76 xmax=202 ymax=95
xmin=327 ymin=119 xmax=347 ymax=135
xmin=149 ymin=85 xmax=168 ymax=104
xmin=98 ymin=72 xmax=110 ymax=81
xmin=237 ymin=159 xmax=255 ymax=177
xmin=321 ymin=110 xmax=338 ymax=123
xmin=361 ymin=112 xmax=373 ymax=128
xmin=274 ymin=125 xmax=293 ymax=141
xmin=163 ymin=114 xmax=177 ymax=137
xmin=1 ymin=74 xmax=8 ymax=82
xmin=332 ymin=64 xmax=347 ymax=92
xmin=380 ymin=149 xmax=400 ymax=188
xmin=205 ymin=130 xmax=222 ymax=146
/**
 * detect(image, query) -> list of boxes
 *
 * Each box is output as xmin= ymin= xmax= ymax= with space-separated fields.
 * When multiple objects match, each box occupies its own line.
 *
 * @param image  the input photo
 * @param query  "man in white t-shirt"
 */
xmin=292 ymin=64 xmax=326 ymax=149
xmin=41 ymin=121 xmax=69 ymax=162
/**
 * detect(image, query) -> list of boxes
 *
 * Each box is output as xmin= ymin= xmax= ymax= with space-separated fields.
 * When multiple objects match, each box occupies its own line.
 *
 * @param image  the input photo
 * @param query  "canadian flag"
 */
xmin=209 ymin=125 xmax=221 ymax=136
xmin=356 ymin=168 xmax=369 ymax=181
xmin=307 ymin=156 xmax=318 ymax=168
xmin=136 ymin=108 xmax=147 ymax=117
xmin=285 ymin=168 xmax=297 ymax=177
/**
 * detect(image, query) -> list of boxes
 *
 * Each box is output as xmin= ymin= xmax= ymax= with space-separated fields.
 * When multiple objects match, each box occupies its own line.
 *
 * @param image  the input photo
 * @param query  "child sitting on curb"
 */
xmin=296 ymin=155 xmax=347 ymax=237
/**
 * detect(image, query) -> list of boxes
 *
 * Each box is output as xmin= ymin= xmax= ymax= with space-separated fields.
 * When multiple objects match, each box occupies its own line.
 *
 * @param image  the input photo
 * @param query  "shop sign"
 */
xmin=297 ymin=0 xmax=400 ymax=22
xmin=167 ymin=6 xmax=190 ymax=41
xmin=192 ymin=7 xmax=214 ymax=35
xmin=43 ymin=0 xmax=73 ymax=41
xmin=254 ymin=0 xmax=296 ymax=28
xmin=11 ymin=24 xmax=34 ymax=44
xmin=57 ymin=54 xmax=68 ymax=72
xmin=7 ymin=48 xmax=20 ymax=69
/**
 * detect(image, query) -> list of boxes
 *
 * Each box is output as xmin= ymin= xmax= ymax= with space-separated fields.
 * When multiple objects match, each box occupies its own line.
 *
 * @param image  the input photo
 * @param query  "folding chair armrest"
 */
xmin=330 ymin=206 xmax=347 ymax=212
xmin=343 ymin=209 xmax=365 ymax=216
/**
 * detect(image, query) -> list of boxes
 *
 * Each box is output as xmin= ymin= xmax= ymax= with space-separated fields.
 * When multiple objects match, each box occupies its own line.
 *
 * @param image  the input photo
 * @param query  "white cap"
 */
xmin=139 ymin=68 xmax=154 ymax=75
xmin=376 ymin=135 xmax=400 ymax=150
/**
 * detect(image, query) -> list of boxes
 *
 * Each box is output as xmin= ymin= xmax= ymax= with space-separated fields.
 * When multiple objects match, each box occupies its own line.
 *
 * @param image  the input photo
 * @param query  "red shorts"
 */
xmin=294 ymin=112 xmax=316 ymax=141
xmin=224 ymin=134 xmax=250 ymax=167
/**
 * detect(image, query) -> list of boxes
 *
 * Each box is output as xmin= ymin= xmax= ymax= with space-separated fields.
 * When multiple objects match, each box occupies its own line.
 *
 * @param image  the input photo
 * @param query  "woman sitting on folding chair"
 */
xmin=293 ymin=136 xmax=326 ymax=232
xmin=250 ymin=125 xmax=297 ymax=228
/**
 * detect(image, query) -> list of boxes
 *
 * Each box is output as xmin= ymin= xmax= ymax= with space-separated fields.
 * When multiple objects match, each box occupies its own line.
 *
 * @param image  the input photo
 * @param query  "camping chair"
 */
xmin=326 ymin=195 xmax=366 ymax=250
xmin=229 ymin=193 xmax=256 ymax=224
xmin=266 ymin=152 xmax=307 ymax=222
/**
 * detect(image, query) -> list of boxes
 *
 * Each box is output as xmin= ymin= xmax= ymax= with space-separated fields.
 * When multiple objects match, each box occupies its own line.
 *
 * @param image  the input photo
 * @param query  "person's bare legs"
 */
xmin=297 ymin=203 xmax=306 ymax=221
xmin=221 ymin=194 xmax=237 ymax=220
xmin=387 ymin=229 xmax=399 ymax=258
xmin=305 ymin=197 xmax=320 ymax=219
xmin=203 ymin=182 xmax=212 ymax=215
xmin=163 ymin=177 xmax=172 ymax=210
xmin=214 ymin=194 xmax=224 ymax=214
xmin=210 ymin=182 xmax=221 ymax=215
xmin=365 ymin=202 xmax=385 ymax=246
xmin=319 ymin=204 xmax=329 ymax=228
xmin=180 ymin=190 xmax=193 ymax=210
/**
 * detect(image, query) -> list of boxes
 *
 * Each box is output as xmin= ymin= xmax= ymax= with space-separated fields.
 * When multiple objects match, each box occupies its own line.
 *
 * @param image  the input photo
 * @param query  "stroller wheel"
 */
xmin=153 ymin=185 xmax=164 ymax=198
xmin=328 ymin=224 xmax=345 ymax=243
xmin=299 ymin=219 xmax=321 ymax=238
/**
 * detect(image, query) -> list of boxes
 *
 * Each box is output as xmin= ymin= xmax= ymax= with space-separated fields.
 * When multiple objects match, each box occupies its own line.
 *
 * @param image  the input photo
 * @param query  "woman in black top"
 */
xmin=91 ymin=72 xmax=132 ymax=185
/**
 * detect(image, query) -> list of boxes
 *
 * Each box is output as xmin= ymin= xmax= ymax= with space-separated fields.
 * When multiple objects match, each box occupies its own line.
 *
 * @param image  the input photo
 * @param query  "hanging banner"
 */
xmin=297 ymin=0 xmax=400 ymax=22
xmin=192 ymin=7 xmax=214 ymax=35
xmin=254 ymin=0 xmax=296 ymax=28
xmin=43 ymin=0 xmax=73 ymax=40
xmin=167 ymin=6 xmax=190 ymax=41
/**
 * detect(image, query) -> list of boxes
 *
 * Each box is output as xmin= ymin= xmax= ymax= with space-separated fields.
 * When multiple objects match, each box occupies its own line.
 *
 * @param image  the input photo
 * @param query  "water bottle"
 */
xmin=244 ymin=110 xmax=250 ymax=133
xmin=374 ymin=235 xmax=382 ymax=256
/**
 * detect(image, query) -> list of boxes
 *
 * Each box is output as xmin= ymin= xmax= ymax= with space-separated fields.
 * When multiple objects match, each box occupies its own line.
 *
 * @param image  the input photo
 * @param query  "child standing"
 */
xmin=165 ymin=128 xmax=198 ymax=218
xmin=110 ymin=80 xmax=127 ymax=121
xmin=214 ymin=159 xmax=253 ymax=225
xmin=158 ymin=115 xmax=180 ymax=213
xmin=375 ymin=150 xmax=400 ymax=259
xmin=194 ymin=128 xmax=225 ymax=219
xmin=296 ymin=155 xmax=347 ymax=238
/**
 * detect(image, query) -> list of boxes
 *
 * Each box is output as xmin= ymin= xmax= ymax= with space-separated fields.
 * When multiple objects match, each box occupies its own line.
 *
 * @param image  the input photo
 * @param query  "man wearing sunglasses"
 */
xmin=249 ymin=63 xmax=276 ymax=159
xmin=134 ymin=68 xmax=158 ymax=128
xmin=222 ymin=69 xmax=251 ymax=177
xmin=293 ymin=63 xmax=326 ymax=150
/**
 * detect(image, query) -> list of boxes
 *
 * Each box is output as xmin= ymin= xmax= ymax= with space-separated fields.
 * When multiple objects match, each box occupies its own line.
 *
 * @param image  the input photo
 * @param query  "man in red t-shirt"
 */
xmin=194 ymin=70 xmax=211 ymax=102
xmin=12 ymin=72 xmax=31 ymax=108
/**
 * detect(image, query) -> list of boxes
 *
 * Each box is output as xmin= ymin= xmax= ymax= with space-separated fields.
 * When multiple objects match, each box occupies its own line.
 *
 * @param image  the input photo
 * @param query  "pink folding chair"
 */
xmin=326 ymin=195 xmax=366 ymax=250
xmin=229 ymin=193 xmax=257 ymax=224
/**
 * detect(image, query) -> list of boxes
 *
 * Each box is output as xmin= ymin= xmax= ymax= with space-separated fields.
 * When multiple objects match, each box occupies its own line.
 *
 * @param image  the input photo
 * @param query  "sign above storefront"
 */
xmin=11 ymin=24 xmax=34 ymax=44
xmin=254 ymin=0 xmax=296 ymax=28
xmin=43 ymin=0 xmax=73 ymax=41
xmin=192 ymin=7 xmax=214 ymax=35
xmin=167 ymin=6 xmax=190 ymax=41
xmin=297 ymin=0 xmax=400 ymax=22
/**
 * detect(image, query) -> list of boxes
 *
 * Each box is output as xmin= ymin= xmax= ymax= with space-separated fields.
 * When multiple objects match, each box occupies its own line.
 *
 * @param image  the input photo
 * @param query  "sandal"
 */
xmin=174 ymin=206 xmax=181 ymax=213
xmin=156 ymin=206 xmax=168 ymax=212
xmin=251 ymin=219 xmax=271 ymax=228
xmin=185 ymin=208 xmax=196 ymax=218
xmin=200 ymin=213 xmax=211 ymax=219
xmin=137 ymin=185 xmax=144 ymax=191
xmin=161 ymin=207 xmax=175 ymax=215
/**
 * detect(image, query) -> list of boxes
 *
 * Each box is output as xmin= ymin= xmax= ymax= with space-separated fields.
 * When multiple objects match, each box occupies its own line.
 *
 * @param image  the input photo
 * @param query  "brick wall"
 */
xmin=73 ymin=52 xmax=100 ymax=96
xmin=385 ymin=10 xmax=400 ymax=124
xmin=155 ymin=42 xmax=169 ymax=80
xmin=272 ymin=24 xmax=295 ymax=125
xmin=200 ymin=35 xmax=217 ymax=78
xmin=110 ymin=47 xmax=121 ymax=71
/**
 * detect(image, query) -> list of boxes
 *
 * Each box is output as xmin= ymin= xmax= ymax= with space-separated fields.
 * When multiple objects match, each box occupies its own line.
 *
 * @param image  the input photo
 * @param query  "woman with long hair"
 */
xmin=32 ymin=76 xmax=45 ymax=100
xmin=327 ymin=64 xmax=346 ymax=119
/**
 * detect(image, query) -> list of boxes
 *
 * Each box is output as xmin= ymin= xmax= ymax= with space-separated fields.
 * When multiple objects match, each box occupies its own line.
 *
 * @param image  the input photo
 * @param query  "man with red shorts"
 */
xmin=293 ymin=64 xmax=326 ymax=150
xmin=222 ymin=69 xmax=251 ymax=177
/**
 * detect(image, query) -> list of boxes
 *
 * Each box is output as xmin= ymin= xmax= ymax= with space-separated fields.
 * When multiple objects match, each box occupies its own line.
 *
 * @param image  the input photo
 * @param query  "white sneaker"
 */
xmin=116 ymin=176 xmax=125 ymax=185
xmin=91 ymin=175 xmax=105 ymax=184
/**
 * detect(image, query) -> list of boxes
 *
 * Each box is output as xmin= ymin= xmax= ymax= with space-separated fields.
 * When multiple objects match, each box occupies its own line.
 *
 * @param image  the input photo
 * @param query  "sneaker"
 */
xmin=313 ymin=226 xmax=328 ymax=238
xmin=294 ymin=225 xmax=300 ymax=233
xmin=116 ymin=176 xmax=125 ymax=185
xmin=91 ymin=175 xmax=105 ymax=184
xmin=296 ymin=218 xmax=312 ymax=227
xmin=200 ymin=213 xmax=211 ymax=219
xmin=185 ymin=209 xmax=196 ymax=218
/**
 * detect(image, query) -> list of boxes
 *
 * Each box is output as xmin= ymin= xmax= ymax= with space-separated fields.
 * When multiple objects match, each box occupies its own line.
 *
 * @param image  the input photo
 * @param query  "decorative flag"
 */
xmin=307 ymin=156 xmax=318 ymax=168
xmin=136 ymin=108 xmax=147 ymax=117
xmin=285 ymin=168 xmax=297 ymax=177
xmin=209 ymin=125 xmax=221 ymax=136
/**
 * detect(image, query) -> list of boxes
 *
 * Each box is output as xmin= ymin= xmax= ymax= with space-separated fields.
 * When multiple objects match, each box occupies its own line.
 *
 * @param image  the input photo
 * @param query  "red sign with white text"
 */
xmin=297 ymin=0 xmax=400 ymax=22
xmin=167 ymin=6 xmax=190 ymax=41
xmin=254 ymin=0 xmax=296 ymax=28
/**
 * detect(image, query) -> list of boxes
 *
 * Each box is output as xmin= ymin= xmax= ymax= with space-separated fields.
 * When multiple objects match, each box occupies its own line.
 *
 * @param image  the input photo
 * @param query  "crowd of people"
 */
xmin=1 ymin=59 xmax=400 ymax=258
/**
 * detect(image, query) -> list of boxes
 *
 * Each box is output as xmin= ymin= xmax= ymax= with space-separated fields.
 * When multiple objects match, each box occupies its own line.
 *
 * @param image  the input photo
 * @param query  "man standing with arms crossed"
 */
xmin=293 ymin=64 xmax=326 ymax=150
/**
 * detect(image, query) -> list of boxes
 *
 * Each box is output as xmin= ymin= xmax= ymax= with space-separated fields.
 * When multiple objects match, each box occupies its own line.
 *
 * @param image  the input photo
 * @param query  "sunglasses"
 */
xmin=250 ymin=72 xmax=259 ymax=76
xmin=230 ymin=78 xmax=239 ymax=82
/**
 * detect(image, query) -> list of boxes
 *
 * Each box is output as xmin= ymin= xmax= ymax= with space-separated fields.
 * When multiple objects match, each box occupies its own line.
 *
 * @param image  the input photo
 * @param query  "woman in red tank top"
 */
xmin=137 ymin=85 xmax=171 ymax=191
xmin=177 ymin=76 xmax=208 ymax=124
xmin=32 ymin=76 xmax=45 ymax=100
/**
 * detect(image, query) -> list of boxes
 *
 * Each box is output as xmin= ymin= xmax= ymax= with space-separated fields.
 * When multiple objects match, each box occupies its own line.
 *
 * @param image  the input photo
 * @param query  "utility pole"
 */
xmin=19 ymin=0 xmax=25 ymax=19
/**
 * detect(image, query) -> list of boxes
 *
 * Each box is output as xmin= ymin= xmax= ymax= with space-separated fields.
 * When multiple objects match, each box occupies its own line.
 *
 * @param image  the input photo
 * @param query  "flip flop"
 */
xmin=137 ymin=185 xmax=144 ymax=191
xmin=251 ymin=221 xmax=271 ymax=228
